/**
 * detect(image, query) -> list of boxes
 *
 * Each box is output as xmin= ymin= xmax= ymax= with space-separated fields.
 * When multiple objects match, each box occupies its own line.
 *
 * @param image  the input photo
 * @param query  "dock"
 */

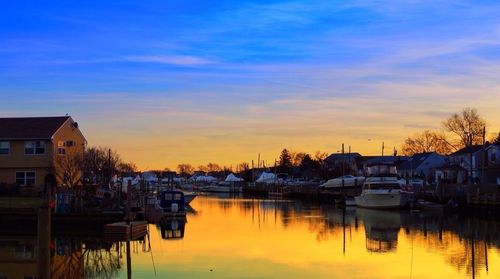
xmin=104 ymin=221 xmax=148 ymax=241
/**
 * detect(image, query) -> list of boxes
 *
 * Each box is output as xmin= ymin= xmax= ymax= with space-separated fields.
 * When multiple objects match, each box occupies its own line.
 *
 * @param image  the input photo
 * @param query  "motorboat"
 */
xmin=320 ymin=175 xmax=365 ymax=189
xmin=201 ymin=182 xmax=242 ymax=193
xmin=355 ymin=164 xmax=411 ymax=209
xmin=183 ymin=191 xmax=197 ymax=205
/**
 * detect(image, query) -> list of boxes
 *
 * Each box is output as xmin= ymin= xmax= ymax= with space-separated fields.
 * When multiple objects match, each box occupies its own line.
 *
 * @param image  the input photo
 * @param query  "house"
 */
xmin=439 ymin=144 xmax=500 ymax=186
xmin=360 ymin=156 xmax=409 ymax=171
xmin=324 ymin=152 xmax=362 ymax=175
xmin=448 ymin=145 xmax=484 ymax=181
xmin=481 ymin=144 xmax=500 ymax=185
xmin=0 ymin=116 xmax=86 ymax=192
xmin=397 ymin=152 xmax=446 ymax=179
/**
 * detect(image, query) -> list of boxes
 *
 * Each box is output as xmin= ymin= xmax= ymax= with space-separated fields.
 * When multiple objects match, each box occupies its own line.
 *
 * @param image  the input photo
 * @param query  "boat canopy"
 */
xmin=191 ymin=175 xmax=218 ymax=182
xmin=256 ymin=172 xmax=281 ymax=184
xmin=225 ymin=173 xmax=244 ymax=182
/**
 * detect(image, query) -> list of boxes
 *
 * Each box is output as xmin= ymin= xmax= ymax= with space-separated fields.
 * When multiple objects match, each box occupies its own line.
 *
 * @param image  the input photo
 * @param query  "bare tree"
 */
xmin=314 ymin=150 xmax=328 ymax=164
xmin=206 ymin=162 xmax=221 ymax=173
xmin=55 ymin=148 xmax=84 ymax=188
xmin=291 ymin=151 xmax=307 ymax=167
xmin=116 ymin=162 xmax=137 ymax=175
xmin=197 ymin=165 xmax=208 ymax=173
xmin=177 ymin=163 xmax=194 ymax=177
xmin=442 ymin=107 xmax=486 ymax=148
xmin=83 ymin=146 xmax=122 ymax=184
xmin=401 ymin=130 xmax=453 ymax=155
xmin=491 ymin=132 xmax=500 ymax=145
xmin=237 ymin=162 xmax=249 ymax=173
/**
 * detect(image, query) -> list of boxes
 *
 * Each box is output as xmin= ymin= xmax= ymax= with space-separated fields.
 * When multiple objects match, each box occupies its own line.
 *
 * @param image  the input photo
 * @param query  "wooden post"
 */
xmin=126 ymin=240 xmax=132 ymax=279
xmin=37 ymin=185 xmax=51 ymax=279
xmin=126 ymin=180 xmax=131 ymax=225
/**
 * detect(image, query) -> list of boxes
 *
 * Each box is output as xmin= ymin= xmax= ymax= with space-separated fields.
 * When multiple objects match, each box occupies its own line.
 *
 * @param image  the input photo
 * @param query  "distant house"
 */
xmin=480 ymin=144 xmax=500 ymax=185
xmin=325 ymin=152 xmax=362 ymax=174
xmin=485 ymin=144 xmax=500 ymax=167
xmin=360 ymin=156 xmax=409 ymax=170
xmin=448 ymin=145 xmax=484 ymax=180
xmin=0 ymin=116 xmax=86 ymax=191
xmin=397 ymin=152 xmax=446 ymax=179
xmin=438 ymin=144 xmax=500 ymax=186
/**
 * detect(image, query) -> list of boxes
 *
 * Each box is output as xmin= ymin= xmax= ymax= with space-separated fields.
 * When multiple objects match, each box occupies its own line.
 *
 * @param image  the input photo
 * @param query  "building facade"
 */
xmin=0 ymin=116 xmax=86 ymax=192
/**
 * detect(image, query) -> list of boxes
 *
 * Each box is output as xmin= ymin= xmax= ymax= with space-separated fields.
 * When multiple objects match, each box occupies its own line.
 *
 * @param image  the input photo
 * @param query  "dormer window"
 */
xmin=0 ymin=141 xmax=9 ymax=155
xmin=25 ymin=141 xmax=45 ymax=155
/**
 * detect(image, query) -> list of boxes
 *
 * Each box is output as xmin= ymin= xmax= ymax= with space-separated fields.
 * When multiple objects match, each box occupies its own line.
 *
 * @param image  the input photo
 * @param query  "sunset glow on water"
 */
xmin=119 ymin=196 xmax=500 ymax=278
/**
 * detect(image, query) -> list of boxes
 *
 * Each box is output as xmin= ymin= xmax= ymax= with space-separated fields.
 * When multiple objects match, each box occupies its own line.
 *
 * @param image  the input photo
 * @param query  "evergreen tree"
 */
xmin=279 ymin=148 xmax=292 ymax=167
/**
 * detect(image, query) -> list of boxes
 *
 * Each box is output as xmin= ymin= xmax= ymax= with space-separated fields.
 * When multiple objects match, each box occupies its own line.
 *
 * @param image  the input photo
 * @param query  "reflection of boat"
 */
xmin=418 ymin=200 xmax=457 ymax=215
xmin=160 ymin=218 xmax=186 ymax=239
xmin=268 ymin=186 xmax=292 ymax=197
xmin=355 ymin=164 xmax=411 ymax=209
xmin=356 ymin=208 xmax=402 ymax=253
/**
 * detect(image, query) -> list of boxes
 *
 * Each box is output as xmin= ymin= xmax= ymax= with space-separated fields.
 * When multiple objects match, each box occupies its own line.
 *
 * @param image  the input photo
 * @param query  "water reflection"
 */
xmin=159 ymin=219 xmax=186 ymax=240
xmin=357 ymin=209 xmax=401 ymax=253
xmin=0 ymin=196 xmax=499 ymax=278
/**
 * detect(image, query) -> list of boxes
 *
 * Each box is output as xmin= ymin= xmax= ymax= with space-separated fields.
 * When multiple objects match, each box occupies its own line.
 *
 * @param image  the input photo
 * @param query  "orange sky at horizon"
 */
xmin=78 ymin=95 xmax=500 ymax=171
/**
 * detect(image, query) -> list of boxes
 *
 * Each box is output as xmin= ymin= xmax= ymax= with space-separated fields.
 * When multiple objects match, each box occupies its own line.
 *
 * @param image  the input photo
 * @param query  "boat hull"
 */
xmin=183 ymin=192 xmax=197 ymax=205
xmin=355 ymin=191 xmax=408 ymax=209
xmin=202 ymin=186 xmax=242 ymax=193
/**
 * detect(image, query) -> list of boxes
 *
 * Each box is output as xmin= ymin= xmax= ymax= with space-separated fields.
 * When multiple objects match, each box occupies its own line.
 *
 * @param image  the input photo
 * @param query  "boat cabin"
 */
xmin=365 ymin=164 xmax=398 ymax=177
xmin=160 ymin=190 xmax=185 ymax=212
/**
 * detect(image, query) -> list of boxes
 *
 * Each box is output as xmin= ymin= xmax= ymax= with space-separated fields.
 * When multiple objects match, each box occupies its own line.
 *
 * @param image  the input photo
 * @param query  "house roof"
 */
xmin=0 ymin=116 xmax=71 ymax=140
xmin=398 ymin=152 xmax=435 ymax=171
xmin=361 ymin=156 xmax=409 ymax=166
xmin=450 ymin=145 xmax=484 ymax=156
xmin=325 ymin=152 xmax=362 ymax=162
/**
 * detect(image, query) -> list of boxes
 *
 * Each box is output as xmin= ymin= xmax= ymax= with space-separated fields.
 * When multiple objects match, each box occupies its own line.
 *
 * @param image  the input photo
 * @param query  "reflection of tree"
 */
xmin=50 ymin=240 xmax=120 ymax=279
xmin=83 ymin=245 xmax=121 ymax=279
xmin=446 ymin=239 xmax=488 ymax=278
xmin=405 ymin=214 xmax=499 ymax=278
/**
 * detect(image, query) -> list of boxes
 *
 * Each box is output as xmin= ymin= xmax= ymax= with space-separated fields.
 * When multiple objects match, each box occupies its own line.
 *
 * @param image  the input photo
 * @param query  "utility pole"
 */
xmin=341 ymin=143 xmax=345 ymax=199
xmin=252 ymin=160 xmax=255 ymax=183
xmin=481 ymin=126 xmax=486 ymax=190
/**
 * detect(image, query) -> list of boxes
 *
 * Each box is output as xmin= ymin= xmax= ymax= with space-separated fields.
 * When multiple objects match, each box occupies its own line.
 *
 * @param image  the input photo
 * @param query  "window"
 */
xmin=16 ymin=171 xmax=36 ymax=186
xmin=24 ymin=141 xmax=45 ymax=155
xmin=57 ymin=141 xmax=66 ymax=155
xmin=0 ymin=141 xmax=9 ymax=155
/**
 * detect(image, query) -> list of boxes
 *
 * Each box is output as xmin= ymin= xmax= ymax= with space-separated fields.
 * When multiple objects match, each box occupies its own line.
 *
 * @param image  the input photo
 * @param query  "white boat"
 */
xmin=202 ymin=182 xmax=242 ymax=193
xmin=355 ymin=164 xmax=411 ymax=209
xmin=320 ymin=175 xmax=365 ymax=189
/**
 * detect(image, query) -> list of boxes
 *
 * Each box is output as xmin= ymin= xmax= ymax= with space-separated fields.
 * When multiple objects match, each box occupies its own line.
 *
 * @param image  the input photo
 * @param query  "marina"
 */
xmin=2 ymin=2 xmax=500 ymax=278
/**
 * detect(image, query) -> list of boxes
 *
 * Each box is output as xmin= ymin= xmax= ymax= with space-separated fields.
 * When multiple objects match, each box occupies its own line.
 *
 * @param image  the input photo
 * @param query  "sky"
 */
xmin=1 ymin=0 xmax=500 ymax=170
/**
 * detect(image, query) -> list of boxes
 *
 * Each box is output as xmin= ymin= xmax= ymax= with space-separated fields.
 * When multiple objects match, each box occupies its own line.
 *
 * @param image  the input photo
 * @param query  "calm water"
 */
xmin=1 ymin=195 xmax=499 ymax=278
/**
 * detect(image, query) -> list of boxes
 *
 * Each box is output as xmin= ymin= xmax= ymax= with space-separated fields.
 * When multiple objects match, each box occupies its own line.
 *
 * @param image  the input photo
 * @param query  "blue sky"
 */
xmin=1 ymin=0 xmax=500 ymax=168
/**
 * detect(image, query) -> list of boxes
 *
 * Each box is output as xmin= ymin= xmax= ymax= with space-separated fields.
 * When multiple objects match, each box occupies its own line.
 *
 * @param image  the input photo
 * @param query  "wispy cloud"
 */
xmin=125 ymin=55 xmax=215 ymax=66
